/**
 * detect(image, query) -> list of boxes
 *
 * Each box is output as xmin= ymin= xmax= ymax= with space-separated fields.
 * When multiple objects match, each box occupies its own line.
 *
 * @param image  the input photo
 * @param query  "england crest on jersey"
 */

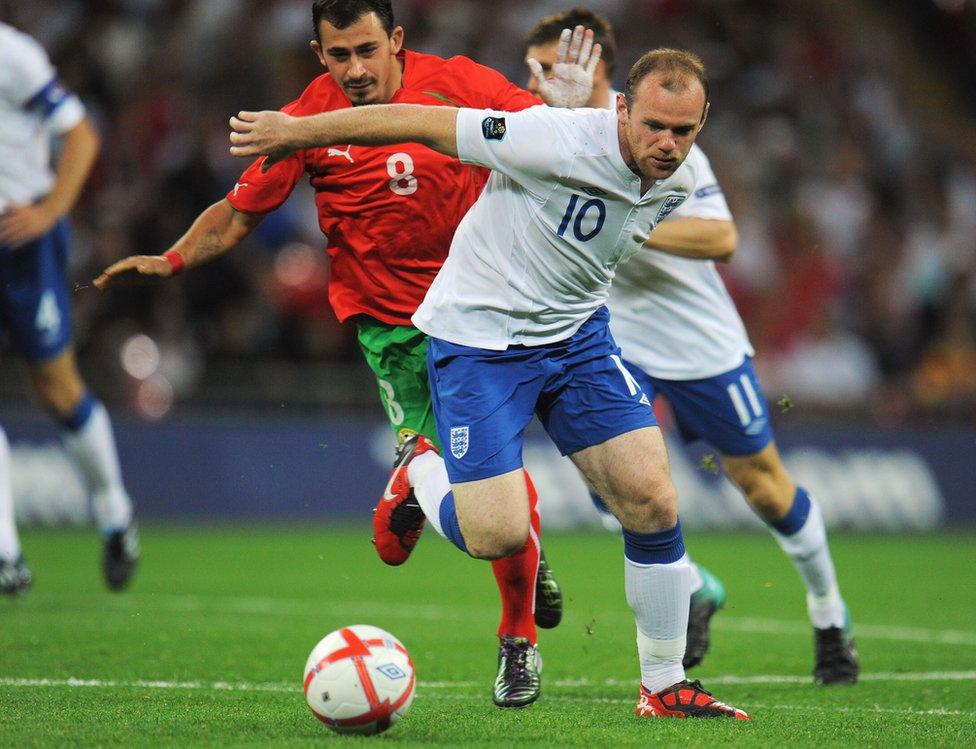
xmin=656 ymin=193 xmax=687 ymax=223
xmin=450 ymin=426 xmax=469 ymax=459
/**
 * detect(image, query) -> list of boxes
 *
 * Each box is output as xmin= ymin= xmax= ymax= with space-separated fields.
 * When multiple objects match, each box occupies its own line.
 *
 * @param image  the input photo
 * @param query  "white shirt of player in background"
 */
xmin=603 ymin=100 xmax=754 ymax=380
xmin=0 ymin=23 xmax=86 ymax=215
xmin=412 ymin=105 xmax=700 ymax=350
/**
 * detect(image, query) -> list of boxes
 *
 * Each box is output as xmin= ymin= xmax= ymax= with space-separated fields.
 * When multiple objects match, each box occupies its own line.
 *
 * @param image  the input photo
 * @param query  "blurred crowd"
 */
xmin=3 ymin=0 xmax=975 ymax=420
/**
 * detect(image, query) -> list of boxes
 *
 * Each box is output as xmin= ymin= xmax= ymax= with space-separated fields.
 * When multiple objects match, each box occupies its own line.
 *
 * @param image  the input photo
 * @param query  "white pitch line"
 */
xmin=550 ymin=672 xmax=976 ymax=687
xmin=451 ymin=695 xmax=976 ymax=718
xmin=748 ymin=703 xmax=976 ymax=718
xmin=0 ymin=677 xmax=296 ymax=693
xmin=3 ymin=670 xmax=974 ymax=694
xmin=89 ymin=595 xmax=976 ymax=647
xmin=3 ymin=675 xmax=975 ymax=719
xmin=658 ymin=671 xmax=976 ymax=686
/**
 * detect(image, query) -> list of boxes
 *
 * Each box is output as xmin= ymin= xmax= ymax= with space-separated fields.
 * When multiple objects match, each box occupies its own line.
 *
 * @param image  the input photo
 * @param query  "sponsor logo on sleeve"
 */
xmin=481 ymin=116 xmax=507 ymax=141
xmin=694 ymin=183 xmax=723 ymax=199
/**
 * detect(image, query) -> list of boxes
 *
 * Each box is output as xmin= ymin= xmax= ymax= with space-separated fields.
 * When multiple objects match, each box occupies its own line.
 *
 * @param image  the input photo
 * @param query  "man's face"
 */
xmin=617 ymin=73 xmax=707 ymax=181
xmin=311 ymin=12 xmax=404 ymax=105
xmin=525 ymin=39 xmax=606 ymax=106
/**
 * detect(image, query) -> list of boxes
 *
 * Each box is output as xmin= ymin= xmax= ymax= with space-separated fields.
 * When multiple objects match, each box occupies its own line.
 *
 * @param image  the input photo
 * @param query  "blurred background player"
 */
xmin=0 ymin=425 xmax=32 ymax=594
xmin=524 ymin=7 xmax=858 ymax=685
xmin=95 ymin=0 xmax=601 ymax=708
xmin=0 ymin=21 xmax=138 ymax=592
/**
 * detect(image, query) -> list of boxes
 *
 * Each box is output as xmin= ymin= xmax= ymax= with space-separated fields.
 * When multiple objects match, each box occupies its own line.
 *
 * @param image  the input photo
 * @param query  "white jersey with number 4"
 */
xmin=607 ymin=145 xmax=754 ymax=380
xmin=413 ymin=105 xmax=700 ymax=350
xmin=0 ymin=23 xmax=85 ymax=214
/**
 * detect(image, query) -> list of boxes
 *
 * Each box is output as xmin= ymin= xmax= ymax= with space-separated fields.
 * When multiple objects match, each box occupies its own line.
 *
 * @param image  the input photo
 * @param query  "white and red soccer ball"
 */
xmin=303 ymin=624 xmax=415 ymax=735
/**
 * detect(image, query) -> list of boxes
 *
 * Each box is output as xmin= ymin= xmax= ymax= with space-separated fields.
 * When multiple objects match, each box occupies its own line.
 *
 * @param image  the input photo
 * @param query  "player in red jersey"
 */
xmin=95 ymin=0 xmax=600 ymax=708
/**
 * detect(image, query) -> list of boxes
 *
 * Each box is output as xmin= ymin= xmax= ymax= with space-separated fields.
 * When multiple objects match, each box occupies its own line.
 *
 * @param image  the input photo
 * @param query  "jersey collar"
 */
xmin=604 ymin=108 xmax=645 ymax=189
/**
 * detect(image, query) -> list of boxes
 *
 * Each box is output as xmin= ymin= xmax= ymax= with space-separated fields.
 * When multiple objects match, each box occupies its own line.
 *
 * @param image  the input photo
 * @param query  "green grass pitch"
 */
xmin=2 ymin=526 xmax=974 ymax=747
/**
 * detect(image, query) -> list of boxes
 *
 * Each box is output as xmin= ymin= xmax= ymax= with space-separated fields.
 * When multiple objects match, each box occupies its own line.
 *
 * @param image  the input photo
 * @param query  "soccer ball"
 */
xmin=303 ymin=624 xmax=415 ymax=735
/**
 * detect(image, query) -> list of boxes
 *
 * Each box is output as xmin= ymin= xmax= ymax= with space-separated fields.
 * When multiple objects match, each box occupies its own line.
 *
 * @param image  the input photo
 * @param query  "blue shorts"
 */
xmin=625 ymin=356 xmax=774 ymax=457
xmin=428 ymin=307 xmax=657 ymax=483
xmin=0 ymin=220 xmax=73 ymax=362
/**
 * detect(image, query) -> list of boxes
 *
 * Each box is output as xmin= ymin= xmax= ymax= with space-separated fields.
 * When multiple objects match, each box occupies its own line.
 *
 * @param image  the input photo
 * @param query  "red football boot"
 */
xmin=372 ymin=434 xmax=438 ymax=566
xmin=636 ymin=680 xmax=750 ymax=720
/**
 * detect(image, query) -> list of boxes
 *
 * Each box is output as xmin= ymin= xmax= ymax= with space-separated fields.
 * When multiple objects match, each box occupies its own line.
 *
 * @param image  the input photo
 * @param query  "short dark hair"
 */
xmin=525 ymin=6 xmax=616 ymax=76
xmin=312 ymin=0 xmax=395 ymax=41
xmin=624 ymin=48 xmax=708 ymax=114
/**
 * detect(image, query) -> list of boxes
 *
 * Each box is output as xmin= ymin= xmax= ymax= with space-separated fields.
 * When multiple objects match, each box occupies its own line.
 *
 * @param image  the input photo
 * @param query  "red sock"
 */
xmin=490 ymin=470 xmax=541 ymax=644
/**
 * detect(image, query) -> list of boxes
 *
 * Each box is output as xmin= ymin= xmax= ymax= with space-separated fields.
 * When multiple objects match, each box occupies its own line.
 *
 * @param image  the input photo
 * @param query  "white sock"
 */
xmin=626 ymin=553 xmax=690 ymax=693
xmin=770 ymin=497 xmax=846 ymax=629
xmin=687 ymin=557 xmax=704 ymax=595
xmin=0 ymin=427 xmax=22 ymax=562
xmin=61 ymin=402 xmax=132 ymax=532
xmin=407 ymin=451 xmax=450 ymax=538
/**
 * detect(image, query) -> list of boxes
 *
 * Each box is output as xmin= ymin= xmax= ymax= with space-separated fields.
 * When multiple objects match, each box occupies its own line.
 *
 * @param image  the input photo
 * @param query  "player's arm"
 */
xmin=93 ymin=199 xmax=264 ymax=290
xmin=0 ymin=116 xmax=99 ymax=248
xmin=229 ymin=105 xmax=460 ymax=167
xmin=646 ymin=218 xmax=738 ymax=263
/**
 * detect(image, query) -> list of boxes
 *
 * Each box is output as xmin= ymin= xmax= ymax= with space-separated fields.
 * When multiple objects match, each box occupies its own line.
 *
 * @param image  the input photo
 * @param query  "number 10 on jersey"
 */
xmin=557 ymin=194 xmax=606 ymax=242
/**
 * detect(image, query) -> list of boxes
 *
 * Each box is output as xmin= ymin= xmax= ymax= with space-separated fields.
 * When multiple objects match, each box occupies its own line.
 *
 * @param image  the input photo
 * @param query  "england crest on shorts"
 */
xmin=450 ymin=426 xmax=469 ymax=459
xmin=655 ymin=193 xmax=687 ymax=223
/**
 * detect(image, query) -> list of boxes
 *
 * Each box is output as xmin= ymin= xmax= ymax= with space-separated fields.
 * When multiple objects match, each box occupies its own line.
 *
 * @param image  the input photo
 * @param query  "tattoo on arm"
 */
xmin=195 ymin=227 xmax=227 ymax=264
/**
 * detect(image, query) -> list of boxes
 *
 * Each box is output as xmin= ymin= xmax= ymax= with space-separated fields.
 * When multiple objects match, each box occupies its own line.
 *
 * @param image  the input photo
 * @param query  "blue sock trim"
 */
xmin=771 ymin=486 xmax=812 ymax=536
xmin=438 ymin=492 xmax=468 ymax=554
xmin=61 ymin=393 xmax=96 ymax=432
xmin=589 ymin=491 xmax=612 ymax=515
xmin=623 ymin=520 xmax=685 ymax=565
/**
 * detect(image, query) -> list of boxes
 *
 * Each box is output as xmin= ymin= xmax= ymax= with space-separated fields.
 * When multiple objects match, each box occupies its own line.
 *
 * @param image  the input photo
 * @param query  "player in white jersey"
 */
xmin=0 ymin=23 xmax=139 ymax=593
xmin=522 ymin=8 xmax=858 ymax=685
xmin=525 ymin=4 xmax=729 ymax=667
xmin=230 ymin=49 xmax=750 ymax=719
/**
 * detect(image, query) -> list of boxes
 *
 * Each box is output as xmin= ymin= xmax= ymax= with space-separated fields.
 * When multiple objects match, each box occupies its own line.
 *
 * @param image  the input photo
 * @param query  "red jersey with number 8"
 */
xmin=227 ymin=50 xmax=540 ymax=325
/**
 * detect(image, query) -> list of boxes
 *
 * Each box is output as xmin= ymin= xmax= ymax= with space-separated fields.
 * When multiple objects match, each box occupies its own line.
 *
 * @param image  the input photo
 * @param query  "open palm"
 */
xmin=528 ymin=26 xmax=603 ymax=109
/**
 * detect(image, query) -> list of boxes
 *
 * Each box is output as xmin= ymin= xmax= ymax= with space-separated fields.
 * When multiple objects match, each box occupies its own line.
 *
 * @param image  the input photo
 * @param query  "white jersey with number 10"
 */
xmin=412 ymin=105 xmax=701 ymax=351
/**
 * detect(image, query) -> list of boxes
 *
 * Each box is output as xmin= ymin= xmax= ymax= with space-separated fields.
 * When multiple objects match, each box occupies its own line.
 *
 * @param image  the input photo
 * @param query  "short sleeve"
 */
xmin=225 ymin=98 xmax=309 ymax=214
xmin=225 ymin=152 xmax=305 ymax=214
xmin=1 ymin=28 xmax=85 ymax=134
xmin=669 ymin=146 xmax=732 ymax=221
xmin=455 ymin=106 xmax=572 ymax=185
xmin=1 ymin=29 xmax=54 ymax=106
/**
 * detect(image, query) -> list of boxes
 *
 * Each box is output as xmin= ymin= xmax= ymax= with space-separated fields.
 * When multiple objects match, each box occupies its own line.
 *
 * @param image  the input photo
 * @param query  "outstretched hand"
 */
xmin=528 ymin=25 xmax=603 ymax=109
xmin=93 ymin=255 xmax=173 ymax=291
xmin=229 ymin=110 xmax=298 ymax=171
